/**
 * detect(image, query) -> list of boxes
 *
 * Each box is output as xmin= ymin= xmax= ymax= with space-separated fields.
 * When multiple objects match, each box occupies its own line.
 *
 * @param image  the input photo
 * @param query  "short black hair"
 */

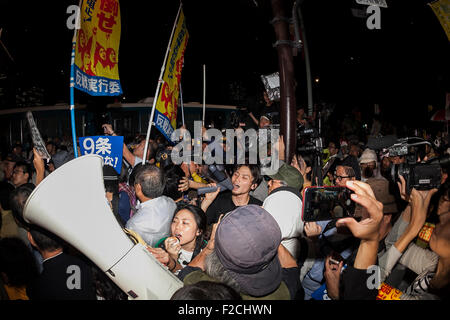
xmin=135 ymin=164 xmax=166 ymax=199
xmin=233 ymin=164 xmax=262 ymax=186
xmin=29 ymin=225 xmax=62 ymax=252
xmin=163 ymin=165 xmax=185 ymax=201
xmin=14 ymin=161 xmax=32 ymax=180
xmin=129 ymin=163 xmax=144 ymax=187
xmin=9 ymin=184 xmax=35 ymax=228
xmin=336 ymin=165 xmax=355 ymax=177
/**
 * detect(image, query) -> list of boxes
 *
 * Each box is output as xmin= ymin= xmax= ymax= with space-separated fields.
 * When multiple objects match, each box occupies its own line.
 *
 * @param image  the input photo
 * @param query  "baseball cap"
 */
xmin=214 ymin=205 xmax=282 ymax=297
xmin=268 ymin=163 xmax=304 ymax=191
xmin=260 ymin=113 xmax=273 ymax=123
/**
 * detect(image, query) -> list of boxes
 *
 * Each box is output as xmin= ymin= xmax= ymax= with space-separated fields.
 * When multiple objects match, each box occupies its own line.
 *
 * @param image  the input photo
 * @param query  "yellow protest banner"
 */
xmin=74 ymin=0 xmax=122 ymax=96
xmin=153 ymin=7 xmax=189 ymax=141
xmin=376 ymin=283 xmax=403 ymax=300
xmin=429 ymin=0 xmax=450 ymax=41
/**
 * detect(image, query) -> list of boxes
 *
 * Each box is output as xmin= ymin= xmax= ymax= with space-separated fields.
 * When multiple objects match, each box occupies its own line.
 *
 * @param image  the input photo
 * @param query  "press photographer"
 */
xmin=380 ymin=137 xmax=450 ymax=193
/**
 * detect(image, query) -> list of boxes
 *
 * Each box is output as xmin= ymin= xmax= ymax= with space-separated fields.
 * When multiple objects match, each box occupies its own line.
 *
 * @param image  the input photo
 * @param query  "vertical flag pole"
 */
xmin=70 ymin=39 xmax=78 ymax=158
xmin=143 ymin=3 xmax=182 ymax=164
xmin=69 ymin=1 xmax=82 ymax=158
xmin=202 ymin=64 xmax=206 ymax=127
xmin=180 ymin=83 xmax=185 ymax=127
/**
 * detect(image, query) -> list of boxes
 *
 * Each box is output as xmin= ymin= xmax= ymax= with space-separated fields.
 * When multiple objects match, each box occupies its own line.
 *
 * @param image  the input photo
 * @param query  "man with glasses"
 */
xmin=11 ymin=161 xmax=33 ymax=188
xmin=333 ymin=165 xmax=356 ymax=187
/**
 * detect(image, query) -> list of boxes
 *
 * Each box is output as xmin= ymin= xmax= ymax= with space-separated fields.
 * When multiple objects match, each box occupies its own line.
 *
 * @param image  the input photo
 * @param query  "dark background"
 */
xmin=0 ymin=0 xmax=448 ymax=129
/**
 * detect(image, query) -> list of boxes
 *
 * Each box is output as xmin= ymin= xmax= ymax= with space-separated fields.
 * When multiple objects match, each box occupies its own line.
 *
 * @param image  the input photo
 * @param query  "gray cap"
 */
xmin=215 ymin=205 xmax=282 ymax=297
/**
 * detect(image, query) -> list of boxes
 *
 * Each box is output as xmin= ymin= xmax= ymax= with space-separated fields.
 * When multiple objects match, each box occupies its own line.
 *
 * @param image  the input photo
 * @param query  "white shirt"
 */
xmin=125 ymin=196 xmax=177 ymax=247
xmin=263 ymin=188 xmax=304 ymax=259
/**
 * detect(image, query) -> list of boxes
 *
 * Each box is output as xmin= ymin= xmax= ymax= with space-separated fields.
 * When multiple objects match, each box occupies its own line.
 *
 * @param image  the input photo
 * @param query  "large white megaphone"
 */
xmin=23 ymin=154 xmax=183 ymax=300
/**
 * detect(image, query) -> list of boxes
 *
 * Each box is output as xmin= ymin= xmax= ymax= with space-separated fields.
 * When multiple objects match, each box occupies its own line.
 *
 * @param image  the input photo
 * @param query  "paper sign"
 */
xmin=261 ymin=72 xmax=280 ymax=102
xmin=79 ymin=135 xmax=123 ymax=174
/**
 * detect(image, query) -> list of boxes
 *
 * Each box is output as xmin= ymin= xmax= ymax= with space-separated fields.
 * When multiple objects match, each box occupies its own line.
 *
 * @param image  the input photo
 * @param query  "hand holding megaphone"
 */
xmin=199 ymin=183 xmax=221 ymax=198
xmin=197 ymin=179 xmax=233 ymax=195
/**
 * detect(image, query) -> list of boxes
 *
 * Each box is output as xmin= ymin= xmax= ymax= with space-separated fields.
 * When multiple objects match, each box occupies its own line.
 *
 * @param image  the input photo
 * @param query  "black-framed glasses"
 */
xmin=334 ymin=174 xmax=354 ymax=181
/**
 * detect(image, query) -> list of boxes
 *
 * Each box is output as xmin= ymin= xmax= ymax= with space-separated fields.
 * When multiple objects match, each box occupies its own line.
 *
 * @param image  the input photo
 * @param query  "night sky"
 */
xmin=0 ymin=0 xmax=448 ymax=128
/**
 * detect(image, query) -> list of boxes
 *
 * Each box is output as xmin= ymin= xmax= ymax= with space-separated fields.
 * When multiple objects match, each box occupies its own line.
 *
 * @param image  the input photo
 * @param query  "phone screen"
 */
xmin=302 ymin=186 xmax=355 ymax=222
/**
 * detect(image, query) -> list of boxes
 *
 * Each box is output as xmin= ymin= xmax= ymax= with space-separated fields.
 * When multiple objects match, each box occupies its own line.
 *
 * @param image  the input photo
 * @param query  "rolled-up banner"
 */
xmin=26 ymin=111 xmax=51 ymax=160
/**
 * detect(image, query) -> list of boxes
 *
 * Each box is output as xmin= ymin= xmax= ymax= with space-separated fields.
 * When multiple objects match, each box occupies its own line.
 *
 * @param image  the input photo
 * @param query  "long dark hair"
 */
xmin=168 ymin=204 xmax=207 ymax=261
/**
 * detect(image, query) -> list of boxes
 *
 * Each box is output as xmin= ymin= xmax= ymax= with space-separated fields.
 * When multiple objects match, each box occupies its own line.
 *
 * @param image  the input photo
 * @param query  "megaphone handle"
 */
xmin=197 ymin=186 xmax=219 ymax=195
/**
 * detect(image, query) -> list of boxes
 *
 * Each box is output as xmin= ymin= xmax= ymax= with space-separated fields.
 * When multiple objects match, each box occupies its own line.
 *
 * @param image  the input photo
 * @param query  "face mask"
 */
xmin=363 ymin=166 xmax=374 ymax=179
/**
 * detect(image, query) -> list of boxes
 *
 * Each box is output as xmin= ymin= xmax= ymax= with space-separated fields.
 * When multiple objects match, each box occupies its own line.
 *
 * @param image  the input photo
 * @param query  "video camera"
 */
xmin=297 ymin=127 xmax=322 ymax=155
xmin=384 ymin=137 xmax=450 ymax=192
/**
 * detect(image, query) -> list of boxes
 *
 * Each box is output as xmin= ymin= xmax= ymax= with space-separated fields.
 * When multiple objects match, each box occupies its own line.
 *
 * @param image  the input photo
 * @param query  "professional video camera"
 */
xmin=297 ymin=127 xmax=323 ymax=155
xmin=385 ymin=137 xmax=450 ymax=192
xmin=296 ymin=112 xmax=326 ymax=185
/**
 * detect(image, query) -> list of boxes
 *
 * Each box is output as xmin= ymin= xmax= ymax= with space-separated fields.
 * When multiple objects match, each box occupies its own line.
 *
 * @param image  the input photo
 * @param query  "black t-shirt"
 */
xmin=27 ymin=252 xmax=96 ymax=300
xmin=205 ymin=191 xmax=263 ymax=225
xmin=340 ymin=265 xmax=378 ymax=300
xmin=248 ymin=101 xmax=280 ymax=124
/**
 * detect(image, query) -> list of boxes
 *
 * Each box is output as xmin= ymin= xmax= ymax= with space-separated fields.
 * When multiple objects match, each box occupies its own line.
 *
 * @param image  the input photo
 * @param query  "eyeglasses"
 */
xmin=334 ymin=175 xmax=354 ymax=181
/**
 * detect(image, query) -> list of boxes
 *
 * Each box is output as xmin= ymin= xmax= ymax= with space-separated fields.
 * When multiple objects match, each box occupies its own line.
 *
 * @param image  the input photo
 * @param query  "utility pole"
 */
xmin=270 ymin=0 xmax=297 ymax=164
xmin=296 ymin=0 xmax=314 ymax=117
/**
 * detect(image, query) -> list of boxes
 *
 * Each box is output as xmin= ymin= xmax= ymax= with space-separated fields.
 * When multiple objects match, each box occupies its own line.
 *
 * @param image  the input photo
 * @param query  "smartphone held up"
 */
xmin=302 ymin=186 xmax=356 ymax=222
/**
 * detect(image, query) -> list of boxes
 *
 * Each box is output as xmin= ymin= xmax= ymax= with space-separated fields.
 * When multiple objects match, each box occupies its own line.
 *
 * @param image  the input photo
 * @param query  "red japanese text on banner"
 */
xmin=74 ymin=0 xmax=122 ymax=96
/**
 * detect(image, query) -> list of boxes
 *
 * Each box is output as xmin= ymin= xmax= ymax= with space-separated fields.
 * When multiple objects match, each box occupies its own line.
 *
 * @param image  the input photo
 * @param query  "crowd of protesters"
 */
xmin=0 ymin=94 xmax=449 ymax=300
